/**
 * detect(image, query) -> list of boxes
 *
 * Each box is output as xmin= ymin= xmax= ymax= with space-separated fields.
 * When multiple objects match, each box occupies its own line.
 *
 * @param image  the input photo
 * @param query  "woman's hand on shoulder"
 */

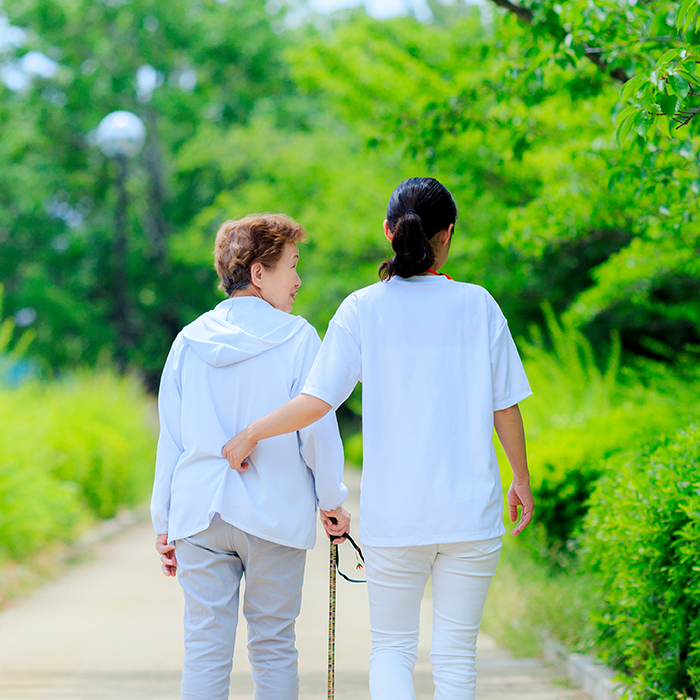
xmin=222 ymin=426 xmax=257 ymax=472
xmin=320 ymin=505 xmax=351 ymax=542
xmin=507 ymin=481 xmax=534 ymax=536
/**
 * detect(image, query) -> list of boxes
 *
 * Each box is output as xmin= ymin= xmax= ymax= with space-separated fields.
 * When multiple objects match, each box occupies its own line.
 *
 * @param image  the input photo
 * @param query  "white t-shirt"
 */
xmin=302 ymin=275 xmax=532 ymax=547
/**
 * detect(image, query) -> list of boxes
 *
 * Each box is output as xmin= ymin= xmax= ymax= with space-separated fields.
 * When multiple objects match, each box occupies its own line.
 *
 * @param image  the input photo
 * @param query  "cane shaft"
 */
xmin=328 ymin=542 xmax=337 ymax=700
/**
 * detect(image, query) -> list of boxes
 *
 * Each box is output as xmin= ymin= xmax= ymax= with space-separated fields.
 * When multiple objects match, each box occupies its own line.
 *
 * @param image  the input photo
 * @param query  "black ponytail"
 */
xmin=379 ymin=210 xmax=434 ymax=279
xmin=379 ymin=177 xmax=458 ymax=280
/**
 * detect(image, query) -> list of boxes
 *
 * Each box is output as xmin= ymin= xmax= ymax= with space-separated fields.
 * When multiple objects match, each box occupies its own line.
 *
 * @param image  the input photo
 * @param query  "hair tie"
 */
xmin=405 ymin=208 xmax=418 ymax=216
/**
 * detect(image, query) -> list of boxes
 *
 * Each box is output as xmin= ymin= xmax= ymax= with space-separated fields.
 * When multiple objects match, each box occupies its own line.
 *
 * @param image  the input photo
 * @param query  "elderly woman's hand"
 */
xmin=320 ymin=506 xmax=351 ymax=542
xmin=156 ymin=534 xmax=177 ymax=577
xmin=222 ymin=426 xmax=257 ymax=472
xmin=507 ymin=481 xmax=534 ymax=536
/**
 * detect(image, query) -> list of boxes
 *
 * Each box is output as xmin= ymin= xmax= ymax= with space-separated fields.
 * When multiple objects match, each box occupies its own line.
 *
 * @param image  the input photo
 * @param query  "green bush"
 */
xmin=0 ymin=372 xmax=156 ymax=563
xmin=582 ymin=426 xmax=700 ymax=699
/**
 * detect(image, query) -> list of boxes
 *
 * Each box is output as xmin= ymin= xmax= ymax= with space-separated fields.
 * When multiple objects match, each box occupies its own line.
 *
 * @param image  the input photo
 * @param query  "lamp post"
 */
xmin=94 ymin=110 xmax=146 ymax=372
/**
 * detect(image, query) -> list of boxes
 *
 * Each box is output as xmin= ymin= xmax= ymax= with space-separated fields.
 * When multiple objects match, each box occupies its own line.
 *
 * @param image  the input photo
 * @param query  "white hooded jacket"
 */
xmin=151 ymin=296 xmax=347 ymax=549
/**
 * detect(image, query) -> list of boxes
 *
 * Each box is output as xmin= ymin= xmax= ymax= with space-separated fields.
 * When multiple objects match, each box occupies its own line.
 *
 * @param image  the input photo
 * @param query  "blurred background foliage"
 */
xmin=2 ymin=0 xmax=699 ymax=388
xmin=2 ymin=0 xmax=700 ymax=696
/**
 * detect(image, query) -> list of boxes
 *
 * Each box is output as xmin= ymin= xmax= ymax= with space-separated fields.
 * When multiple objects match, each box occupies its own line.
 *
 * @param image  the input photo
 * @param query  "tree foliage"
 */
xmin=0 ymin=0 xmax=291 ymax=386
xmin=1 ymin=0 xmax=699 ymax=385
xmin=288 ymin=2 xmax=700 ymax=359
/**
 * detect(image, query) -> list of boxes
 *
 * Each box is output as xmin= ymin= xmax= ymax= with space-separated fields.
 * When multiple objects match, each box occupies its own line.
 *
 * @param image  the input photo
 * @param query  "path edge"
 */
xmin=0 ymin=503 xmax=150 ymax=609
xmin=542 ymin=633 xmax=628 ymax=700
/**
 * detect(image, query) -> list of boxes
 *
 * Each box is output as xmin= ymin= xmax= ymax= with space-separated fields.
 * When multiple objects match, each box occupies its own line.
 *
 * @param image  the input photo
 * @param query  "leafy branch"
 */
xmin=487 ymin=0 xmax=631 ymax=83
xmin=616 ymin=49 xmax=700 ymax=144
xmin=489 ymin=0 xmax=700 ymax=144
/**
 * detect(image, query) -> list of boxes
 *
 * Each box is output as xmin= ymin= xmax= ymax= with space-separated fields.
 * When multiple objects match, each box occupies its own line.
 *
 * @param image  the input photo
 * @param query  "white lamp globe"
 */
xmin=95 ymin=110 xmax=146 ymax=158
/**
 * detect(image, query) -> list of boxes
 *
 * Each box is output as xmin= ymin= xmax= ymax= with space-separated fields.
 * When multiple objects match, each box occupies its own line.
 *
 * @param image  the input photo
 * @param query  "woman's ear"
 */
xmin=440 ymin=224 xmax=454 ymax=247
xmin=249 ymin=261 xmax=264 ymax=289
xmin=383 ymin=220 xmax=393 ymax=243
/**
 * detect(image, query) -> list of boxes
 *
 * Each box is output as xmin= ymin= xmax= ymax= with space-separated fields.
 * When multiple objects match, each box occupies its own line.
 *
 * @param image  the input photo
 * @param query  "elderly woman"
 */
xmin=151 ymin=213 xmax=350 ymax=700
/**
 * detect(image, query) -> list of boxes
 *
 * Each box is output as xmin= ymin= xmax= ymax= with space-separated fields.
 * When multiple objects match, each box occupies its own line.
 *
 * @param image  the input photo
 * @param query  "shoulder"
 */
xmin=452 ymin=281 xmax=502 ymax=309
xmin=275 ymin=315 xmax=322 ymax=358
xmin=168 ymin=331 xmax=187 ymax=361
xmin=289 ymin=312 xmax=315 ymax=332
xmin=331 ymin=286 xmax=369 ymax=321
xmin=449 ymin=280 xmax=491 ymax=299
xmin=161 ymin=332 xmax=187 ymax=389
xmin=354 ymin=280 xmax=385 ymax=297
xmin=341 ymin=281 xmax=384 ymax=306
xmin=336 ymin=281 xmax=390 ymax=314
xmin=449 ymin=281 xmax=508 ymax=335
xmin=293 ymin=316 xmax=321 ymax=345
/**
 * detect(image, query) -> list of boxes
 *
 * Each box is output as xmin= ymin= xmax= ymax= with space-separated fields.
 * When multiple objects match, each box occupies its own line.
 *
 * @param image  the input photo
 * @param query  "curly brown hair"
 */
xmin=214 ymin=214 xmax=307 ymax=297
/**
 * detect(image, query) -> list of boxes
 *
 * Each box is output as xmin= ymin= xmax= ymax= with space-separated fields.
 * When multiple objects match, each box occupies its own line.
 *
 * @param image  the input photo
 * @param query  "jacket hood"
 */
xmin=181 ymin=297 xmax=308 ymax=367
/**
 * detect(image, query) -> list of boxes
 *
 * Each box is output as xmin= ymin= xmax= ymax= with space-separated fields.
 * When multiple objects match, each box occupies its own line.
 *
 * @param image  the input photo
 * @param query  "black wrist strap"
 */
xmin=330 ymin=532 xmax=366 ymax=584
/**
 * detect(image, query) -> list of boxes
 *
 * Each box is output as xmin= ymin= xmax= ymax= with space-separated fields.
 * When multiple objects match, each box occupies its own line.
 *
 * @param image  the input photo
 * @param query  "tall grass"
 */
xmin=516 ymin=306 xmax=698 ymax=489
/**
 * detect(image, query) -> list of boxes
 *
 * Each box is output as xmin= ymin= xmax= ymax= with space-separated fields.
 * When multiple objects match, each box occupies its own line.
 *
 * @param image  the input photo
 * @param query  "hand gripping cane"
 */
xmin=327 ymin=518 xmax=366 ymax=700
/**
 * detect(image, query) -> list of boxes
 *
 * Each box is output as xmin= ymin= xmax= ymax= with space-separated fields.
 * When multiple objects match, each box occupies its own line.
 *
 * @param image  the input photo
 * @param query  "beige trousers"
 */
xmin=176 ymin=514 xmax=306 ymax=700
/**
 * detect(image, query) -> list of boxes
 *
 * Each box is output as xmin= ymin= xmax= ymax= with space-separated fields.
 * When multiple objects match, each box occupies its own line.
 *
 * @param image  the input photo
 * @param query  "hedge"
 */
xmin=0 ymin=372 xmax=156 ymax=563
xmin=583 ymin=426 xmax=700 ymax=699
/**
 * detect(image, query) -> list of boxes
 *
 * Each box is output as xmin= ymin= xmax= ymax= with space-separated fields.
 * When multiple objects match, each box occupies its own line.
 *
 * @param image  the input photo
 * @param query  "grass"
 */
xmin=481 ymin=531 xmax=598 ymax=658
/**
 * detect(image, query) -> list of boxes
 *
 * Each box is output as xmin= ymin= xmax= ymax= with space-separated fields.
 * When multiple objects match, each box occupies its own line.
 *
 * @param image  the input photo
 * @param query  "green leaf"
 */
xmin=633 ymin=110 xmax=651 ymax=138
xmin=677 ymin=0 xmax=697 ymax=30
xmin=646 ymin=116 xmax=657 ymax=140
xmin=684 ymin=60 xmax=697 ymax=73
xmin=658 ymin=115 xmax=672 ymax=138
xmin=676 ymin=69 xmax=700 ymax=86
xmin=616 ymin=113 xmax=636 ymax=147
xmin=658 ymin=94 xmax=679 ymax=116
xmin=657 ymin=49 xmax=680 ymax=66
xmin=639 ymin=83 xmax=656 ymax=109
xmin=669 ymin=73 xmax=690 ymax=98
xmin=616 ymin=105 xmax=638 ymax=124
xmin=621 ymin=74 xmax=645 ymax=103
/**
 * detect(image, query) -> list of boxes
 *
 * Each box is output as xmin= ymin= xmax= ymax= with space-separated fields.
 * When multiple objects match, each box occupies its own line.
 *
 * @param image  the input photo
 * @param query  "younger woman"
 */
xmin=152 ymin=213 xmax=350 ymax=700
xmin=222 ymin=180 xmax=534 ymax=700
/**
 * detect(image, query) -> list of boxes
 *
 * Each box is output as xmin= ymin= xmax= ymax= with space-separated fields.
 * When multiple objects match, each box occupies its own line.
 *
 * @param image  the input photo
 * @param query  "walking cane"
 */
xmin=327 ymin=518 xmax=366 ymax=700
xmin=328 ymin=535 xmax=338 ymax=700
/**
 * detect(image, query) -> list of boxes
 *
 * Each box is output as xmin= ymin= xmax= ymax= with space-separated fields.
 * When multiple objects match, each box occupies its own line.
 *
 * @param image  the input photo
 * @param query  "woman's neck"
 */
xmin=232 ymin=287 xmax=263 ymax=300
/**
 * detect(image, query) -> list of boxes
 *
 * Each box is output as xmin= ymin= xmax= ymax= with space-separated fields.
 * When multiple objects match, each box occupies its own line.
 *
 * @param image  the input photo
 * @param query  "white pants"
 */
xmin=175 ymin=514 xmax=306 ymax=700
xmin=364 ymin=537 xmax=502 ymax=700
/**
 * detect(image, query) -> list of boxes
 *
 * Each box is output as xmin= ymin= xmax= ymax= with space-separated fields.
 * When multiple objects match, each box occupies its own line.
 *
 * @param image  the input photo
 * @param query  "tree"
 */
xmin=0 ymin=0 xmax=291 ymax=387
xmin=287 ymin=3 xmax=700 ymax=358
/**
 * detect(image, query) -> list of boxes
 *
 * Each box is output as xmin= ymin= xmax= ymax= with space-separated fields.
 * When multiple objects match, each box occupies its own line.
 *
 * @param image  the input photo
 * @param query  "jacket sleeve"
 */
xmin=150 ymin=336 xmax=185 ymax=535
xmin=293 ymin=326 xmax=348 ymax=511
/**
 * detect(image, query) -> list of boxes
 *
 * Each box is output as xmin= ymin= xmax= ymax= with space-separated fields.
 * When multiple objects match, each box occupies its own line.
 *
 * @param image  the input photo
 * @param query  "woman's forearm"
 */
xmin=494 ymin=404 xmax=529 ymax=483
xmin=223 ymin=393 xmax=332 ymax=471
xmin=247 ymin=394 xmax=331 ymax=441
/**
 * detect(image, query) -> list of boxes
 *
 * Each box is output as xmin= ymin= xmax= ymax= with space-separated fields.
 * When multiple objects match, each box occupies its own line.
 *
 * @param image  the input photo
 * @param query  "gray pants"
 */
xmin=176 ymin=514 xmax=307 ymax=700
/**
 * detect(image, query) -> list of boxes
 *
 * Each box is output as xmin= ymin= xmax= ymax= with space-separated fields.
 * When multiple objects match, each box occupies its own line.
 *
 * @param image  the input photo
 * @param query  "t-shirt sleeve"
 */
xmin=486 ymin=294 xmax=533 ymax=411
xmin=302 ymin=295 xmax=362 ymax=411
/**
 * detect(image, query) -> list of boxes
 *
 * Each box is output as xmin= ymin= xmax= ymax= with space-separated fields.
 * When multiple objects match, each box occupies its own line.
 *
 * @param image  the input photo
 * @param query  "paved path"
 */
xmin=0 ymin=471 xmax=586 ymax=699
